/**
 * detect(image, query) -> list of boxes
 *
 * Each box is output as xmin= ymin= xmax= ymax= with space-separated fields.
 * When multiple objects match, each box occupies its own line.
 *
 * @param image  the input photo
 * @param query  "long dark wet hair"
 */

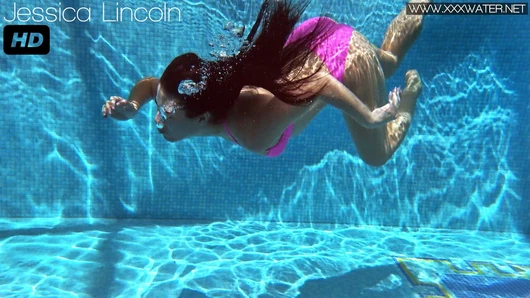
xmin=159 ymin=0 xmax=333 ymax=124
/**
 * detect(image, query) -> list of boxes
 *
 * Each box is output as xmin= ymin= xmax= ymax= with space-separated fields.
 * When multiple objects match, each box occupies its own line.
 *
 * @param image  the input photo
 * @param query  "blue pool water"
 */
xmin=0 ymin=0 xmax=529 ymax=297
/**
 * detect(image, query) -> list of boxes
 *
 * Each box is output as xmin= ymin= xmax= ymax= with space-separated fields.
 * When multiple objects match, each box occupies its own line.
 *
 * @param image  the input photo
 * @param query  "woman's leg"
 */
xmin=375 ymin=0 xmax=429 ymax=78
xmin=341 ymin=31 xmax=422 ymax=166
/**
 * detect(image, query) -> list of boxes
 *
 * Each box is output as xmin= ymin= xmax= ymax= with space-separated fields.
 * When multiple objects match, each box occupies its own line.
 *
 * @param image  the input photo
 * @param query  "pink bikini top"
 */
xmin=223 ymin=122 xmax=294 ymax=157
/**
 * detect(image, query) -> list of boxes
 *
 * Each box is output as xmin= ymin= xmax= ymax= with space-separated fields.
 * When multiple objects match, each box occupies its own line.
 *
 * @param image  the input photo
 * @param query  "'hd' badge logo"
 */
xmin=3 ymin=25 xmax=50 ymax=55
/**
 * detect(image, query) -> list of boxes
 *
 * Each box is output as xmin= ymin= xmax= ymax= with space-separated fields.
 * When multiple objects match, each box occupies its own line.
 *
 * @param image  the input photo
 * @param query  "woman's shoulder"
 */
xmin=225 ymin=86 xmax=288 ymax=153
xmin=230 ymin=86 xmax=277 ymax=129
xmin=235 ymin=86 xmax=277 ymax=111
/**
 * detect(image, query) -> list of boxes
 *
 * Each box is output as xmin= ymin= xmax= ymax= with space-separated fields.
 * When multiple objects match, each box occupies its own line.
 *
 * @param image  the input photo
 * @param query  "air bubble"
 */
xmin=224 ymin=22 xmax=235 ymax=31
xmin=178 ymin=80 xmax=203 ymax=96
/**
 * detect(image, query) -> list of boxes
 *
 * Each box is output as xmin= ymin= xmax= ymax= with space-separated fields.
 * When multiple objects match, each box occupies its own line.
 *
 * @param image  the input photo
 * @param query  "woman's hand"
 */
xmin=371 ymin=87 xmax=401 ymax=127
xmin=102 ymin=96 xmax=139 ymax=120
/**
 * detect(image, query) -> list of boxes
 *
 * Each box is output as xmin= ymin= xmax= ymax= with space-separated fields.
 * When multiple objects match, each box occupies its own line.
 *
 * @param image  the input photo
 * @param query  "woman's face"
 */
xmin=154 ymin=85 xmax=198 ymax=142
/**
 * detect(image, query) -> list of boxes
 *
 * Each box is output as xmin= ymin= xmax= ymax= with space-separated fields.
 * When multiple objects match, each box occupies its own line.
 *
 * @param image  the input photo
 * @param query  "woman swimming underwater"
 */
xmin=103 ymin=0 xmax=426 ymax=166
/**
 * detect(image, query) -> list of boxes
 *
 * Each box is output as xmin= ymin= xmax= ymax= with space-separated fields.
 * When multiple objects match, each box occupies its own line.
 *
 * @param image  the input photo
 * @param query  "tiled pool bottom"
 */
xmin=0 ymin=220 xmax=529 ymax=298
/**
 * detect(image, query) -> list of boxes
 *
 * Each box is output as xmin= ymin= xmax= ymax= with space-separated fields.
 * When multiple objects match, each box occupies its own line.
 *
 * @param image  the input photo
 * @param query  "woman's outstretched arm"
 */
xmin=102 ymin=77 xmax=159 ymax=120
xmin=318 ymin=76 xmax=400 ymax=129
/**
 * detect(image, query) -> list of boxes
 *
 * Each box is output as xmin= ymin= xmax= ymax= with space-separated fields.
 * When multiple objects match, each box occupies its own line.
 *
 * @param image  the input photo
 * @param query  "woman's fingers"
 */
xmin=389 ymin=87 xmax=401 ymax=108
xmin=103 ymin=97 xmax=120 ymax=117
xmin=103 ymin=96 xmax=132 ymax=119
